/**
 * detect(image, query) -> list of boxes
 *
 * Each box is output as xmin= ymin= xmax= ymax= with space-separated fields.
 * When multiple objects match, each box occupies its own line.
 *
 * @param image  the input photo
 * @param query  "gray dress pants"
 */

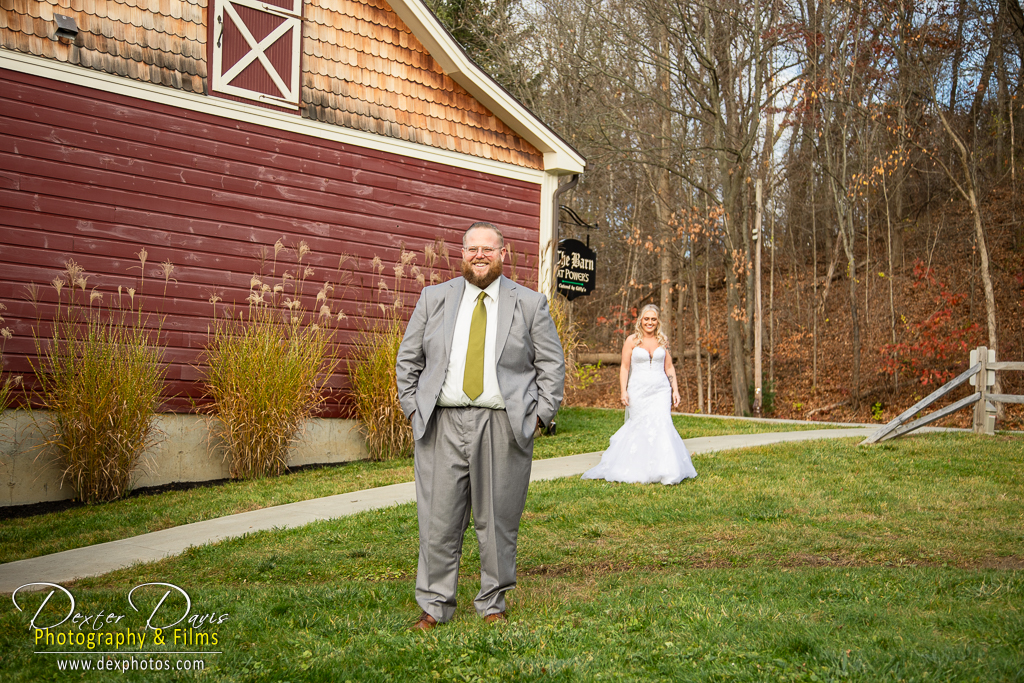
xmin=414 ymin=406 xmax=533 ymax=622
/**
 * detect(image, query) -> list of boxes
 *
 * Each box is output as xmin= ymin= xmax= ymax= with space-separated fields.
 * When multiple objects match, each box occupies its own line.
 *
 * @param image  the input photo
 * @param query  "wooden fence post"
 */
xmin=971 ymin=346 xmax=997 ymax=435
xmin=972 ymin=346 xmax=986 ymax=434
xmin=984 ymin=349 xmax=997 ymax=435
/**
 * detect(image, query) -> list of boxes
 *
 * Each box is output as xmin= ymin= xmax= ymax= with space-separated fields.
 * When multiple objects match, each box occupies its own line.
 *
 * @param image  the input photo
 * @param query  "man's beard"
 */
xmin=462 ymin=257 xmax=503 ymax=288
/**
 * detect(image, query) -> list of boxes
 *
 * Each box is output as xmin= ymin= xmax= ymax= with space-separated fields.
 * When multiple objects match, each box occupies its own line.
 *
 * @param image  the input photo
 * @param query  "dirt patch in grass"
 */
xmin=520 ymin=551 xmax=1024 ymax=579
xmin=681 ymin=553 xmax=738 ymax=569
xmin=521 ymin=559 xmax=638 ymax=578
xmin=783 ymin=552 xmax=871 ymax=567
xmin=978 ymin=555 xmax=1024 ymax=570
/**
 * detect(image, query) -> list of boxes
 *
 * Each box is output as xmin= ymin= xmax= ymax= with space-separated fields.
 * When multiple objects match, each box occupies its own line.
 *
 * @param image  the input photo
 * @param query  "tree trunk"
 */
xmin=949 ymin=0 xmax=966 ymax=111
xmin=724 ymin=225 xmax=751 ymax=415
xmin=969 ymin=186 xmax=1002 ymax=403
xmin=837 ymin=207 xmax=862 ymax=410
xmin=676 ymin=264 xmax=686 ymax=361
xmin=811 ymin=182 xmax=818 ymax=392
xmin=848 ymin=266 xmax=862 ymax=410
xmin=933 ymin=106 xmax=1003 ymax=417
xmin=690 ymin=243 xmax=705 ymax=413
xmin=656 ymin=19 xmax=673 ymax=342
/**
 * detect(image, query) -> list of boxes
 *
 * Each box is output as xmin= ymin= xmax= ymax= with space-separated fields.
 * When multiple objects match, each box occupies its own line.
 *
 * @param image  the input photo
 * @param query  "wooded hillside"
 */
xmin=430 ymin=0 xmax=1024 ymax=427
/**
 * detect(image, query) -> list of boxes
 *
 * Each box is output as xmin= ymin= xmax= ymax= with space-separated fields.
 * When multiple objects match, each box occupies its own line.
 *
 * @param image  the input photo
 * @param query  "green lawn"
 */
xmin=1 ymin=429 xmax=1021 ymax=681
xmin=0 ymin=408 xmax=836 ymax=562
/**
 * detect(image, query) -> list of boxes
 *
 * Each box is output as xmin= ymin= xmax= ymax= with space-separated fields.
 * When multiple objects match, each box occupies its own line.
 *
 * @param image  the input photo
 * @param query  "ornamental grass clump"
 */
xmin=348 ymin=315 xmax=410 ymax=461
xmin=30 ymin=261 xmax=165 ymax=503
xmin=203 ymin=240 xmax=339 ymax=478
xmin=548 ymin=294 xmax=586 ymax=392
xmin=347 ymin=239 xmax=451 ymax=461
xmin=0 ymin=304 xmax=22 ymax=414
xmin=0 ymin=372 xmax=17 ymax=415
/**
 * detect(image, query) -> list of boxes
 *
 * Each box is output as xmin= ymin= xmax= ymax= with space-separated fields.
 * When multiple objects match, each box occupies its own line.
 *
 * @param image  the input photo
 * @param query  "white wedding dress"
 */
xmin=582 ymin=346 xmax=698 ymax=485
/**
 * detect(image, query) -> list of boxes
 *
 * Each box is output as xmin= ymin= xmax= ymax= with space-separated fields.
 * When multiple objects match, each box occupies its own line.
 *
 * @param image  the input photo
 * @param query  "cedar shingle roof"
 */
xmin=0 ymin=0 xmax=207 ymax=90
xmin=0 ymin=0 xmax=545 ymax=169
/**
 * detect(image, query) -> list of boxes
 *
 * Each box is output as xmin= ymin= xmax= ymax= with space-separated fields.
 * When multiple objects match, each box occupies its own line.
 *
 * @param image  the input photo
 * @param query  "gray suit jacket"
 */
xmin=396 ymin=275 xmax=565 ymax=450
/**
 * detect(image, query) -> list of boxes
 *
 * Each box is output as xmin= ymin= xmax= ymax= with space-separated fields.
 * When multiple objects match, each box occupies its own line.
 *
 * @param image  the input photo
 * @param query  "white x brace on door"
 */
xmin=212 ymin=0 xmax=302 ymax=109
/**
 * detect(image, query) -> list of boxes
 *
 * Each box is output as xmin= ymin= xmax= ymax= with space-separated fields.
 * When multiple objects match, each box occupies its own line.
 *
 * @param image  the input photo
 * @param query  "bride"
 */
xmin=582 ymin=304 xmax=697 ymax=485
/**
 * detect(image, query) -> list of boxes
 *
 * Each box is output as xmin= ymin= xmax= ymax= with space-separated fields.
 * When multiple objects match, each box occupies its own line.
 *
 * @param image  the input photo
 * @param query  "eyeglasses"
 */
xmin=462 ymin=246 xmax=501 ymax=256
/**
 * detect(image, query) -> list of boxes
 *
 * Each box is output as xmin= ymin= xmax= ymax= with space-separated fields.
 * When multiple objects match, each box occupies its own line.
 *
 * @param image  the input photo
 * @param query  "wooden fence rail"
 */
xmin=861 ymin=346 xmax=1024 ymax=445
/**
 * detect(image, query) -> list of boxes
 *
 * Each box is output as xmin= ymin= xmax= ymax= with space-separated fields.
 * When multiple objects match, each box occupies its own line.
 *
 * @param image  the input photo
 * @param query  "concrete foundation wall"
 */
xmin=0 ymin=411 xmax=368 ymax=507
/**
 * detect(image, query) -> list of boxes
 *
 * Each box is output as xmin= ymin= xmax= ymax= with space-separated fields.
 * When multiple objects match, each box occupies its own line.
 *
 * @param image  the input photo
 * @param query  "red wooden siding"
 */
xmin=0 ymin=69 xmax=543 ymax=417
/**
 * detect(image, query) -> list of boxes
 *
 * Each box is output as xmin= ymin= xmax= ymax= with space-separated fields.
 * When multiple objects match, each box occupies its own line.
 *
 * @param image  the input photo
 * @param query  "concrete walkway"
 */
xmin=0 ymin=427 xmax=875 ymax=593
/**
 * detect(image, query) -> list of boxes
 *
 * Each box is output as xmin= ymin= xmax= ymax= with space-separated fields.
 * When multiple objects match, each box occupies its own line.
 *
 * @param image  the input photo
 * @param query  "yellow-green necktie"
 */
xmin=463 ymin=292 xmax=487 ymax=400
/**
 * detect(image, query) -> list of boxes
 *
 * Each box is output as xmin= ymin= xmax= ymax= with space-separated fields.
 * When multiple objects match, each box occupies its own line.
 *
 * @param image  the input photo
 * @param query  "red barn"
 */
xmin=0 ymin=0 xmax=584 ymax=505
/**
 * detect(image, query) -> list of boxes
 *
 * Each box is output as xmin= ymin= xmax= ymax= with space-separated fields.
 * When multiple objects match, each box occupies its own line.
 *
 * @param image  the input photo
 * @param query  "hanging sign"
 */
xmin=556 ymin=239 xmax=596 ymax=301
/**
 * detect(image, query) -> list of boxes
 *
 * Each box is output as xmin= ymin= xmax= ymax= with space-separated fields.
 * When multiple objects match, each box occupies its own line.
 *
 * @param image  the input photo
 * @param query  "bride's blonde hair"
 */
xmin=632 ymin=304 xmax=669 ymax=349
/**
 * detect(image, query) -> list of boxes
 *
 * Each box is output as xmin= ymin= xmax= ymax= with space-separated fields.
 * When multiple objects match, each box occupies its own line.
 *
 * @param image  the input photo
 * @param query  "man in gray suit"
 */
xmin=396 ymin=222 xmax=565 ymax=630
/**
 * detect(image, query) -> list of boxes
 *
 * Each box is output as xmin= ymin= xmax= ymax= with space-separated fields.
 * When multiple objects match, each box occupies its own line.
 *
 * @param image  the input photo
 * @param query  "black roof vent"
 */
xmin=54 ymin=14 xmax=79 ymax=42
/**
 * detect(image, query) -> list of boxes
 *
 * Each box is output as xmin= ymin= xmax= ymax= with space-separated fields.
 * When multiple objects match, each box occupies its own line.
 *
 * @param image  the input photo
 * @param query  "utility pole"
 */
xmin=753 ymin=179 xmax=763 ymax=417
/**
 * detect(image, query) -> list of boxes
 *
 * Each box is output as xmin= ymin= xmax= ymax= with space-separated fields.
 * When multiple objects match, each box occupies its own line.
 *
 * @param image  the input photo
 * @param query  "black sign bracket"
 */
xmin=559 ymin=205 xmax=598 ymax=248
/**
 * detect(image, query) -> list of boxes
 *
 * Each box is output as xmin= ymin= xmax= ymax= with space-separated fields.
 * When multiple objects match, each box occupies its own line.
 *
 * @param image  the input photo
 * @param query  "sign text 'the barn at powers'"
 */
xmin=556 ymin=239 xmax=596 ymax=301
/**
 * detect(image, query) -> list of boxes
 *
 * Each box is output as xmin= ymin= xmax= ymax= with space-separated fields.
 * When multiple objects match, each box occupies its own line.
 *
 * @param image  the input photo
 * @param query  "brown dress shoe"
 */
xmin=411 ymin=612 xmax=438 ymax=631
xmin=483 ymin=611 xmax=507 ymax=624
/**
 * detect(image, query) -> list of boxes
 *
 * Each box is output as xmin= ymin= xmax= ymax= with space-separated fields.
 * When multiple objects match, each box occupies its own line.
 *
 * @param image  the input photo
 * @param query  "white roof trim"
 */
xmin=388 ymin=0 xmax=585 ymax=175
xmin=1 ymin=49 xmax=550 ymax=185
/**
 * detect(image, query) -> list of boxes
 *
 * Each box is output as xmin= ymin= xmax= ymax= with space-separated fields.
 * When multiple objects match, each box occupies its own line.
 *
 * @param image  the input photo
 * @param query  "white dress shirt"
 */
xmin=437 ymin=277 xmax=505 ymax=409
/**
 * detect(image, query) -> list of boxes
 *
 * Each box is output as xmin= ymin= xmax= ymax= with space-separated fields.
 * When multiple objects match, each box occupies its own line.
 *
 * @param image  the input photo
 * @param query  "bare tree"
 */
xmin=456 ymin=0 xmax=1022 ymax=420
